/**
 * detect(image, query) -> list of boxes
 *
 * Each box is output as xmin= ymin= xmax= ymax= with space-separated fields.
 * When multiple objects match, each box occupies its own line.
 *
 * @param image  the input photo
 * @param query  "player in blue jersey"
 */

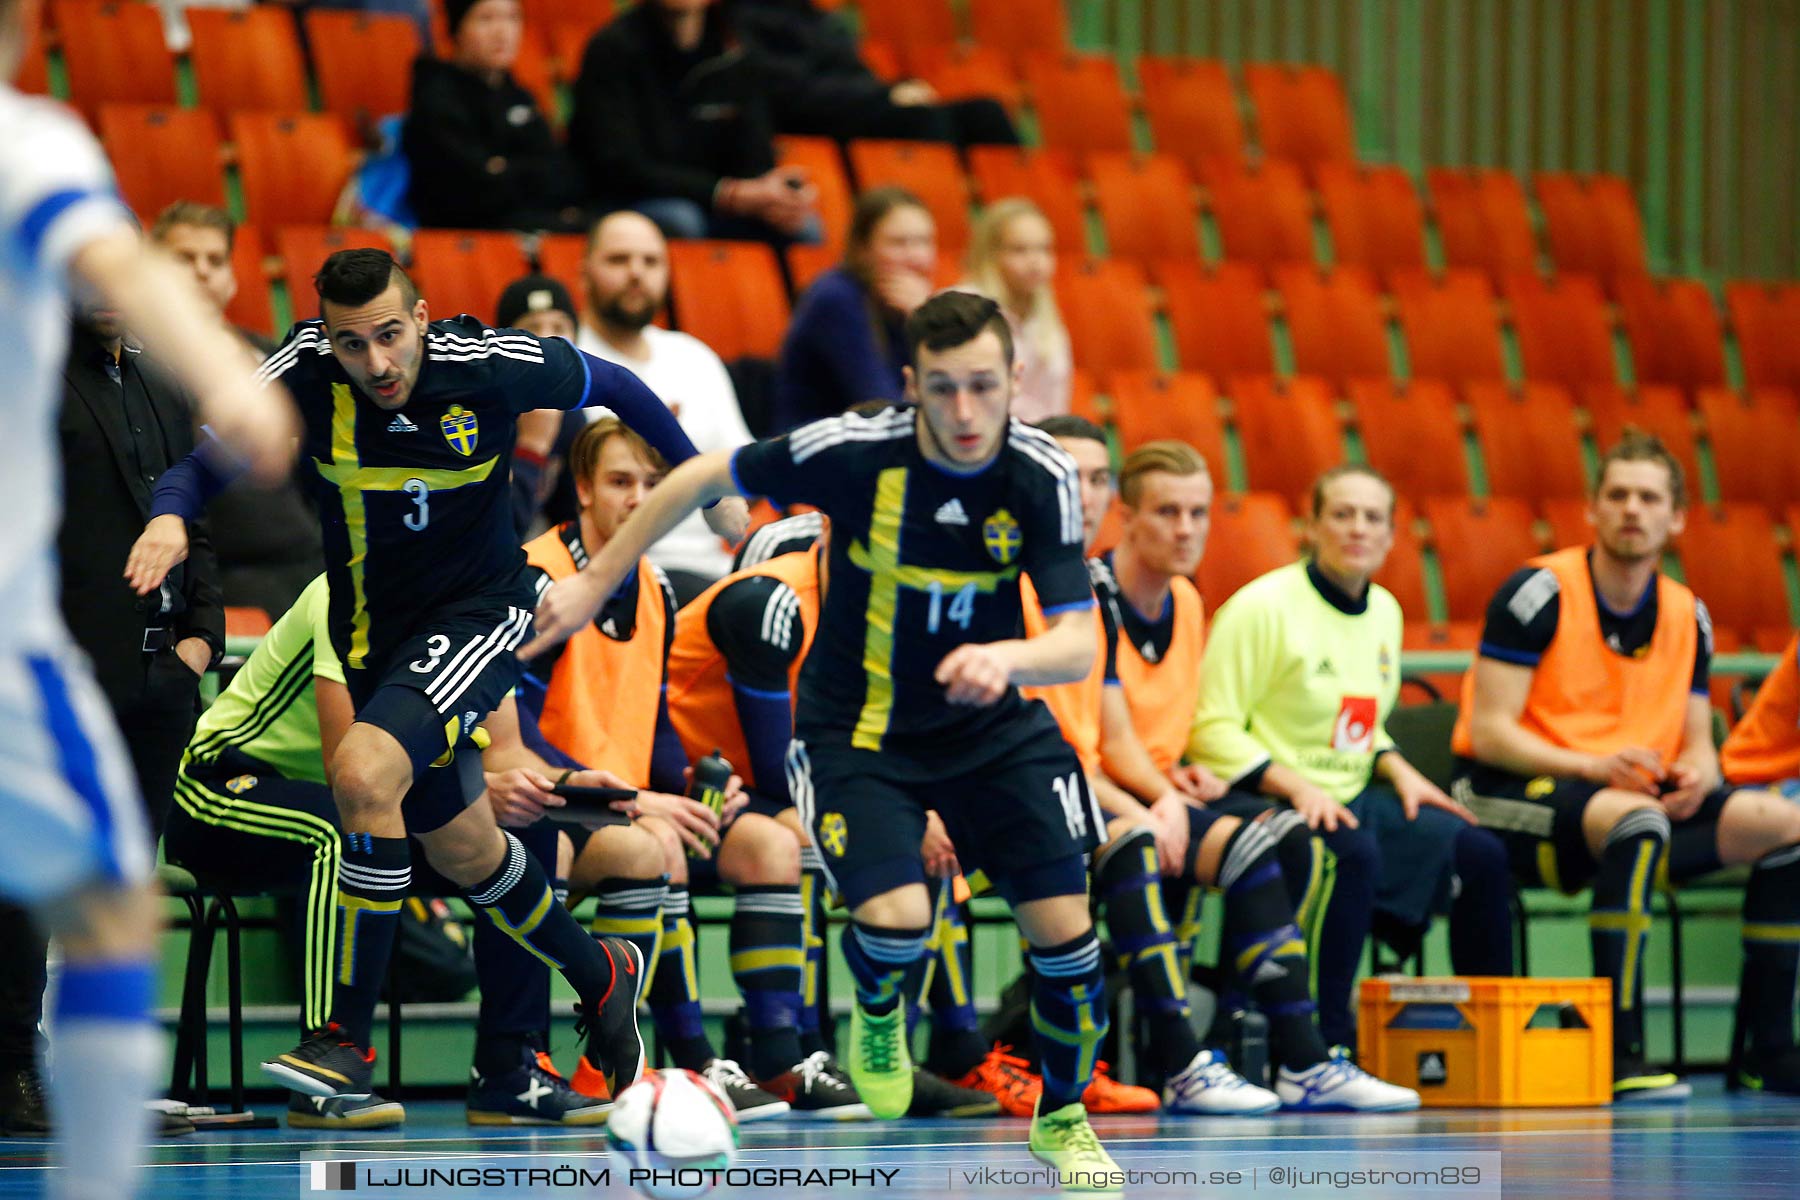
xmin=525 ymin=291 xmax=1120 ymax=1188
xmin=126 ymin=249 xmax=746 ymax=1105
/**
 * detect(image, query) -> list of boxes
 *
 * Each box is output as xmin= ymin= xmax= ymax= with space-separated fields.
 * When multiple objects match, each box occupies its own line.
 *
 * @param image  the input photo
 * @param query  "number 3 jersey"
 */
xmin=730 ymin=406 xmax=1094 ymax=758
xmin=258 ymin=316 xmax=588 ymax=673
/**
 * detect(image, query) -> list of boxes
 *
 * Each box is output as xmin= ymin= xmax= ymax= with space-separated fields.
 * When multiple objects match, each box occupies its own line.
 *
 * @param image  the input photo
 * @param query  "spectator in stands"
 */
xmin=772 ymin=187 xmax=934 ymax=432
xmin=1722 ymin=633 xmax=1799 ymax=795
xmin=732 ymin=0 xmax=1017 ymax=150
xmin=1451 ymin=435 xmax=1800 ymax=1099
xmin=149 ymin=203 xmax=323 ymax=617
xmin=1188 ymin=464 xmax=1514 ymax=1051
xmin=404 ymin=0 xmax=585 ymax=231
xmin=568 ymin=0 xmax=820 ymax=245
xmin=959 ymin=199 xmax=1070 ymax=423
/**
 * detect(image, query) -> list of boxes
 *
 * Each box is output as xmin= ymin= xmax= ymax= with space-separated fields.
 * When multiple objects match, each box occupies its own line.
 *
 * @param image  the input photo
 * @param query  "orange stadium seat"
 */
xmin=1678 ymin=503 xmax=1791 ymax=641
xmin=51 ymin=0 xmax=175 ymax=116
xmin=224 ymin=224 xmax=273 ymax=338
xmin=536 ymin=233 xmax=587 ymax=309
xmin=857 ymin=37 xmax=904 ymax=83
xmin=1534 ymin=172 xmax=1649 ymax=287
xmin=1725 ymin=281 xmax=1800 ymax=394
xmin=1137 ymin=56 xmax=1246 ymax=171
xmin=1583 ymin=383 xmax=1700 ymax=486
xmin=774 ymin=137 xmax=854 ymax=255
xmin=1155 ymin=260 xmax=1275 ymax=379
xmin=230 ymin=112 xmax=356 ymax=228
xmin=1105 ymin=371 xmax=1226 ymax=466
xmin=846 ymin=139 xmax=970 ymax=254
xmin=1540 ymin=496 xmax=1591 ymax=551
xmin=1614 ymin=277 xmax=1726 ymax=393
xmin=276 ymin=227 xmax=397 ymax=322
xmin=1196 ymin=493 xmax=1299 ymax=608
xmin=784 ymin=245 xmax=837 ymax=297
xmin=511 ymin=28 xmax=559 ymax=123
xmin=1021 ymin=53 xmax=1135 ymax=156
xmin=98 ymin=105 xmax=226 ymax=221
xmin=1087 ymin=152 xmax=1200 ymax=265
xmin=908 ymin=43 xmax=1023 ymax=112
xmin=970 ymin=0 xmax=1069 ymax=63
xmin=857 ymin=0 xmax=957 ymax=52
xmin=1467 ymin=380 xmax=1589 ymax=504
xmin=1230 ymin=375 xmax=1345 ymax=501
xmin=1376 ymin=497 xmax=1431 ymax=621
xmin=410 ymin=230 xmax=530 ymax=323
xmin=188 ymin=7 xmax=310 ymax=114
xmin=1067 ymin=368 xmax=1100 ymax=426
xmin=1243 ymin=63 xmax=1354 ymax=179
xmin=305 ymin=11 xmax=422 ymax=124
xmin=1426 ymin=167 xmax=1540 ymax=285
xmin=1315 ymin=163 xmax=1427 ymax=279
xmin=1402 ymin=621 xmax=1479 ymax=705
xmin=1698 ymin=386 xmax=1800 ymax=509
xmin=1348 ymin=378 xmax=1471 ymax=498
xmin=521 ymin=0 xmax=611 ymax=37
xmin=1425 ymin=495 xmax=1540 ymax=622
xmin=549 ymin=22 xmax=598 ymax=84
xmin=16 ymin=23 xmax=47 ymax=94
xmin=1058 ymin=259 xmax=1159 ymax=376
xmin=965 ymin=146 xmax=1087 ymax=257
xmin=1390 ymin=268 xmax=1506 ymax=385
xmin=1503 ymin=272 xmax=1617 ymax=391
xmin=1199 ymin=158 xmax=1315 ymax=283
xmin=1274 ymin=264 xmax=1391 ymax=388
xmin=667 ymin=241 xmax=791 ymax=361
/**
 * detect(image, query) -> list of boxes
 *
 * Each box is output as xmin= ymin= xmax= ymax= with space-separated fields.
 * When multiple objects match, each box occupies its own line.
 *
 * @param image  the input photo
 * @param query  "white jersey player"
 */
xmin=0 ymin=2 xmax=293 ymax=1194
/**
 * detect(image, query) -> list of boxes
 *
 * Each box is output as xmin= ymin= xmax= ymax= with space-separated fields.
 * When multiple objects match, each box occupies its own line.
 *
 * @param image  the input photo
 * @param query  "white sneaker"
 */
xmin=1276 ymin=1048 xmax=1420 ymax=1112
xmin=1163 ymin=1048 xmax=1281 ymax=1115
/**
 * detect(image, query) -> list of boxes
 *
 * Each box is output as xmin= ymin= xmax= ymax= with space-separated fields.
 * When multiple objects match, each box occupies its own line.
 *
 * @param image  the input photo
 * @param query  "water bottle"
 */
xmin=687 ymin=749 xmax=734 ymax=858
xmin=1229 ymin=1008 xmax=1270 ymax=1088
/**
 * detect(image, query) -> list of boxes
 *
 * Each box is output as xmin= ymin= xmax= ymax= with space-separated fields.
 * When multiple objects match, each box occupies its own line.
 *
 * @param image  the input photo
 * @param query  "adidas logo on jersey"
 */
xmin=387 ymin=413 xmax=419 ymax=433
xmin=1315 ymin=658 xmax=1336 ymax=677
xmin=934 ymin=498 xmax=970 ymax=526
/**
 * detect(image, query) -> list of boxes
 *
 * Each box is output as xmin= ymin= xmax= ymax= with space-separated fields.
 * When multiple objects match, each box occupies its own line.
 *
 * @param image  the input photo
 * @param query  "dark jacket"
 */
xmin=403 ymin=56 xmax=583 ymax=230
xmin=57 ymin=325 xmax=223 ymax=707
xmin=566 ymin=3 xmax=778 ymax=207
xmin=732 ymin=0 xmax=890 ymax=127
xmin=773 ymin=267 xmax=909 ymax=432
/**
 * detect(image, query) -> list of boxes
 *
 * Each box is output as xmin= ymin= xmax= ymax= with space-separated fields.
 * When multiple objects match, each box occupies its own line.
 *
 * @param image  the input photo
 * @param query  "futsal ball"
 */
xmin=606 ymin=1068 xmax=740 ymax=1200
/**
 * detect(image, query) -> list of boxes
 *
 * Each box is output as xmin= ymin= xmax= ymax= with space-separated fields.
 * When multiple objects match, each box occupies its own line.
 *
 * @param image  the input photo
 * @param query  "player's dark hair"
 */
xmin=1595 ymin=432 xmax=1687 ymax=510
xmin=1035 ymin=415 xmax=1106 ymax=445
xmin=314 ymin=248 xmax=418 ymax=312
xmin=1309 ymin=463 xmax=1396 ymax=522
xmin=905 ymin=290 xmax=1014 ymax=368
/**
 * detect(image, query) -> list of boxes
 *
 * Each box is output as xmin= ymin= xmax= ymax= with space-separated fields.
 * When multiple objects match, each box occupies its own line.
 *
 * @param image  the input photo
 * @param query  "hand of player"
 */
xmin=1168 ymin=763 xmax=1227 ymax=803
xmin=1586 ymin=747 xmax=1664 ymax=795
xmin=484 ymin=768 xmax=564 ymax=828
xmin=1147 ymin=792 xmax=1192 ymax=875
xmin=1659 ymin=762 xmax=1709 ymax=821
xmin=633 ymin=790 xmax=723 ymax=858
xmin=920 ymin=809 xmax=960 ymax=879
xmin=1287 ymin=782 xmax=1358 ymax=831
xmin=124 ymin=514 xmax=190 ymax=596
xmin=889 ymin=79 xmax=939 ymax=106
xmin=519 ymin=568 xmax=609 ymax=660
xmin=935 ymin=643 xmax=1011 ymax=706
xmin=1394 ymin=771 xmax=1476 ymax=824
xmin=683 ymin=763 xmax=750 ymax=827
xmin=703 ymin=495 xmax=750 ymax=543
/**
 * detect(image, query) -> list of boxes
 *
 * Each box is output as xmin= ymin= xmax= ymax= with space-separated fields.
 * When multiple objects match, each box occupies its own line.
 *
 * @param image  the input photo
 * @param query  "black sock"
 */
xmin=731 ymin=885 xmax=806 ymax=1079
xmin=590 ymin=875 xmax=668 ymax=991
xmin=473 ymin=1032 xmax=533 ymax=1078
xmin=1311 ymin=825 xmax=1378 ymax=1048
xmin=647 ymin=884 xmax=712 ymax=1069
xmin=1096 ymin=827 xmax=1199 ymax=1073
xmin=1028 ymin=931 xmax=1108 ymax=1111
xmin=843 ymin=921 xmax=927 ymax=1016
xmin=329 ymin=832 xmax=410 ymax=1047
xmin=1742 ymin=842 xmax=1800 ymax=1057
xmin=1588 ymin=807 xmax=1670 ymax=1064
xmin=1219 ymin=823 xmax=1331 ymax=1070
xmin=1450 ymin=825 xmax=1515 ymax=976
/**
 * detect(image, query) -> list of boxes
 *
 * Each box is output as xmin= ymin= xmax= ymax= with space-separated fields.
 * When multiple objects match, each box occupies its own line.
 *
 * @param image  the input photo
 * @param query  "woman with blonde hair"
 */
xmin=960 ymin=198 xmax=1072 ymax=423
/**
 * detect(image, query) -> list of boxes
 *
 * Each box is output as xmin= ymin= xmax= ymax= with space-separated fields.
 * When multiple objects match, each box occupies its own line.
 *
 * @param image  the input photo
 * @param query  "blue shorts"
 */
xmin=0 ymin=644 xmax=150 ymax=906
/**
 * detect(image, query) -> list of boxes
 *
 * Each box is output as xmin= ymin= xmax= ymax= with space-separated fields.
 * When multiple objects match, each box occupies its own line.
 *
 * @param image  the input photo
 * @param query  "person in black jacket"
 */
xmin=566 ymin=0 xmax=820 ymax=244
xmin=404 ymin=0 xmax=585 ymax=231
xmin=732 ymin=0 xmax=1017 ymax=149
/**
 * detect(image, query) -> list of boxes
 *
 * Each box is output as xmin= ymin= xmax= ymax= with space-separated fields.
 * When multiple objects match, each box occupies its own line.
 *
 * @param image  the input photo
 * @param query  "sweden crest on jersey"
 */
xmin=982 ymin=508 xmax=1022 ymax=565
xmin=441 ymin=404 xmax=479 ymax=456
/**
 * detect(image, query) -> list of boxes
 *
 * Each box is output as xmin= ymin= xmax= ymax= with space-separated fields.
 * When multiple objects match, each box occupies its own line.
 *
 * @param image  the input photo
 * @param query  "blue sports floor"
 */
xmin=3 ymin=1077 xmax=1798 ymax=1198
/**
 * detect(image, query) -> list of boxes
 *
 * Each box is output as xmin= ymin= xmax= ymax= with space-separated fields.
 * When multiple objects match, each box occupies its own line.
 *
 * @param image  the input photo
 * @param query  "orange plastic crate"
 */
xmin=1358 ymin=976 xmax=1612 ymax=1107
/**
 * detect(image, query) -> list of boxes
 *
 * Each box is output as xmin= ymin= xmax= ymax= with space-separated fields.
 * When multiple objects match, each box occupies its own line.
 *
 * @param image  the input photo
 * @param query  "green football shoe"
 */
xmin=846 ymin=1002 xmax=913 ymax=1119
xmin=1028 ymin=1098 xmax=1122 ymax=1193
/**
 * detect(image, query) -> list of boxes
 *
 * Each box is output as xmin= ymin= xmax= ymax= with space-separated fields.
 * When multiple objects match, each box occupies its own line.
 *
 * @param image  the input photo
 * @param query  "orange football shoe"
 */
xmin=951 ymin=1045 xmax=1043 ymax=1118
xmin=1082 ymin=1061 xmax=1161 ymax=1114
xmin=569 ymin=1054 xmax=612 ymax=1102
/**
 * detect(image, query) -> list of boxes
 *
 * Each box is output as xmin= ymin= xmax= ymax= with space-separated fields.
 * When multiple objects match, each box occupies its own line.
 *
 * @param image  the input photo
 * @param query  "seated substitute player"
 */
xmin=1451 ymin=435 xmax=1800 ymax=1099
xmin=527 ymin=292 xmax=1124 ymax=1185
xmin=1722 ymin=633 xmax=1800 ymax=797
xmin=128 ymin=248 xmax=749 ymax=1103
xmin=1189 ymin=465 xmax=1515 ymax=1052
xmin=165 ymin=575 xmax=662 ymax=1127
